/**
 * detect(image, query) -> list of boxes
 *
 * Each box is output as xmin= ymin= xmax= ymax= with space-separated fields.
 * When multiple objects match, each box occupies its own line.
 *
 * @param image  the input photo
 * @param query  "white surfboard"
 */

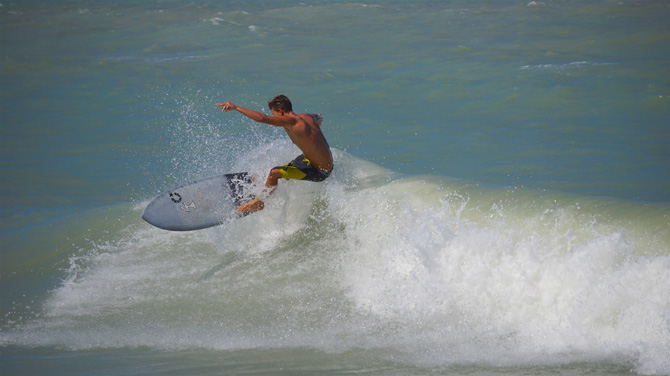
xmin=142 ymin=173 xmax=256 ymax=231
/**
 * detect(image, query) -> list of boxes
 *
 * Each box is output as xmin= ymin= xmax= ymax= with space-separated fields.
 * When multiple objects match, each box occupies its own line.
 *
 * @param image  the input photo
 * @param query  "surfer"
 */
xmin=217 ymin=95 xmax=334 ymax=214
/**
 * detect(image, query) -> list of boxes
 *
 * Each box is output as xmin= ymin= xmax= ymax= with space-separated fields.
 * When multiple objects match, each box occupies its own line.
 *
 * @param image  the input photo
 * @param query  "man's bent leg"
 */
xmin=264 ymin=167 xmax=283 ymax=187
xmin=238 ymin=167 xmax=283 ymax=214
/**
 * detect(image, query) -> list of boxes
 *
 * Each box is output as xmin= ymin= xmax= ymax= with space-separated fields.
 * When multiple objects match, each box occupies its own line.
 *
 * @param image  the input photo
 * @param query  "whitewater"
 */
xmin=3 ymin=143 xmax=669 ymax=375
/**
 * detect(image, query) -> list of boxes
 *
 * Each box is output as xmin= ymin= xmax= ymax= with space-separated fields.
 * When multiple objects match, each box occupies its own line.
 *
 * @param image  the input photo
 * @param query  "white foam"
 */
xmin=332 ymin=169 xmax=669 ymax=370
xmin=208 ymin=17 xmax=224 ymax=26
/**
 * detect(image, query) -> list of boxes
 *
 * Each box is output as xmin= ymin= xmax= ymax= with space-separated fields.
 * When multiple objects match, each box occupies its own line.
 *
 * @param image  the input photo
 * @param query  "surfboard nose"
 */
xmin=141 ymin=202 xmax=177 ymax=231
xmin=141 ymin=172 xmax=254 ymax=231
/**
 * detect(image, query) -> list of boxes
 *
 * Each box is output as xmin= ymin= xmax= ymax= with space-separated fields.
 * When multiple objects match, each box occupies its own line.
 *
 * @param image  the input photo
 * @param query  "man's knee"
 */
xmin=265 ymin=167 xmax=283 ymax=187
xmin=270 ymin=167 xmax=283 ymax=179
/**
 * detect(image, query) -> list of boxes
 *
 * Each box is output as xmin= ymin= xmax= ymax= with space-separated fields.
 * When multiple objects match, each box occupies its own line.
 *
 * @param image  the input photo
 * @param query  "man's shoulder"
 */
xmin=297 ymin=113 xmax=322 ymax=126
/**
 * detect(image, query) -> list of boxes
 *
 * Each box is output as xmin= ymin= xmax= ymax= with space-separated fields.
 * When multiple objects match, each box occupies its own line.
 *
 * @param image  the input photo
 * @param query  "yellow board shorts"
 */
xmin=278 ymin=154 xmax=332 ymax=182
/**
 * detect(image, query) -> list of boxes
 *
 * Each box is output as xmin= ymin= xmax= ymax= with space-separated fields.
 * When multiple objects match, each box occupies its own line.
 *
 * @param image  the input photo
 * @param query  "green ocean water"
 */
xmin=1 ymin=1 xmax=669 ymax=375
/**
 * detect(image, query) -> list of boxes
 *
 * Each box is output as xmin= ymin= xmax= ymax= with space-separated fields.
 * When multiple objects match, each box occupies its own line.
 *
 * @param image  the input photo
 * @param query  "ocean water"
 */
xmin=1 ymin=1 xmax=669 ymax=375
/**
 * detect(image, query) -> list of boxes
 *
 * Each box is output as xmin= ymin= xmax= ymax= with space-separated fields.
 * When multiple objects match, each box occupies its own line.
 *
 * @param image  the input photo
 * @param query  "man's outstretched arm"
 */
xmin=217 ymin=102 xmax=295 ymax=127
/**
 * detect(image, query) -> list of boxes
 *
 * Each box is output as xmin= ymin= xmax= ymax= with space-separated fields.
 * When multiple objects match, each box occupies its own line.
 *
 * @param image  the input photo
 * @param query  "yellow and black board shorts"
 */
xmin=278 ymin=154 xmax=332 ymax=182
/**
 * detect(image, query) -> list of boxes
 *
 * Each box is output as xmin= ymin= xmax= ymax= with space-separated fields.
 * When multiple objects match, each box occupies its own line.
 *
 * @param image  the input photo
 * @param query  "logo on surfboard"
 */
xmin=169 ymin=192 xmax=182 ymax=203
xmin=180 ymin=201 xmax=196 ymax=212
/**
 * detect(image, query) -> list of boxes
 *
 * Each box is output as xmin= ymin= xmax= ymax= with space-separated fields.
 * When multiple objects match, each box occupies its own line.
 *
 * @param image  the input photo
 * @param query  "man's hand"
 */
xmin=216 ymin=102 xmax=237 ymax=112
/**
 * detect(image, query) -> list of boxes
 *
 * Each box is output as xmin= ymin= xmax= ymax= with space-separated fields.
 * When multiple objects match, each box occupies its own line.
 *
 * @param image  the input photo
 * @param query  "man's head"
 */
xmin=268 ymin=95 xmax=293 ymax=114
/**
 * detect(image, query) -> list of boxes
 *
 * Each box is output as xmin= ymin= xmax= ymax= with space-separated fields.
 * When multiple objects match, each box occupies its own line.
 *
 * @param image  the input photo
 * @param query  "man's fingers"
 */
xmin=216 ymin=102 xmax=232 ymax=112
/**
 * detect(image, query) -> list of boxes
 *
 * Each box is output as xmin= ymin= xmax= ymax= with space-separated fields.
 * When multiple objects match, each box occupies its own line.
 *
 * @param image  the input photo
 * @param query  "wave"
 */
xmin=2 ymin=147 xmax=668 ymax=374
xmin=520 ymin=61 xmax=617 ymax=71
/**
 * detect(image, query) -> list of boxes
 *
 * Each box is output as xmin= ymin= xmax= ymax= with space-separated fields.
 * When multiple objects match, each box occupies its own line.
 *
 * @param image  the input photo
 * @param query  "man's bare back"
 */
xmin=282 ymin=113 xmax=333 ymax=172
xmin=216 ymin=95 xmax=333 ymax=213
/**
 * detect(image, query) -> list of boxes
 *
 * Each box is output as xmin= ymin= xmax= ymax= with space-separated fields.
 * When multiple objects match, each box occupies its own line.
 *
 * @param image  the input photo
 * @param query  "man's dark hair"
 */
xmin=268 ymin=95 xmax=293 ymax=112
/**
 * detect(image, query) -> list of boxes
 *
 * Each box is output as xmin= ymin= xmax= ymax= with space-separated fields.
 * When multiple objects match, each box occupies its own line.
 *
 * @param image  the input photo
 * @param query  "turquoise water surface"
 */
xmin=1 ymin=1 xmax=669 ymax=375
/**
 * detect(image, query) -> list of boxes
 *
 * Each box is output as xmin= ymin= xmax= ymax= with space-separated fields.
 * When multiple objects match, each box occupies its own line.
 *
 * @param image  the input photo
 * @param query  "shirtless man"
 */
xmin=217 ymin=95 xmax=334 ymax=214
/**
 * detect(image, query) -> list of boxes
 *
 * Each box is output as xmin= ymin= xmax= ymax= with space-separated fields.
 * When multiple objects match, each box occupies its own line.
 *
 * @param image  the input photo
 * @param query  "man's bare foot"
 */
xmin=238 ymin=198 xmax=264 ymax=214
